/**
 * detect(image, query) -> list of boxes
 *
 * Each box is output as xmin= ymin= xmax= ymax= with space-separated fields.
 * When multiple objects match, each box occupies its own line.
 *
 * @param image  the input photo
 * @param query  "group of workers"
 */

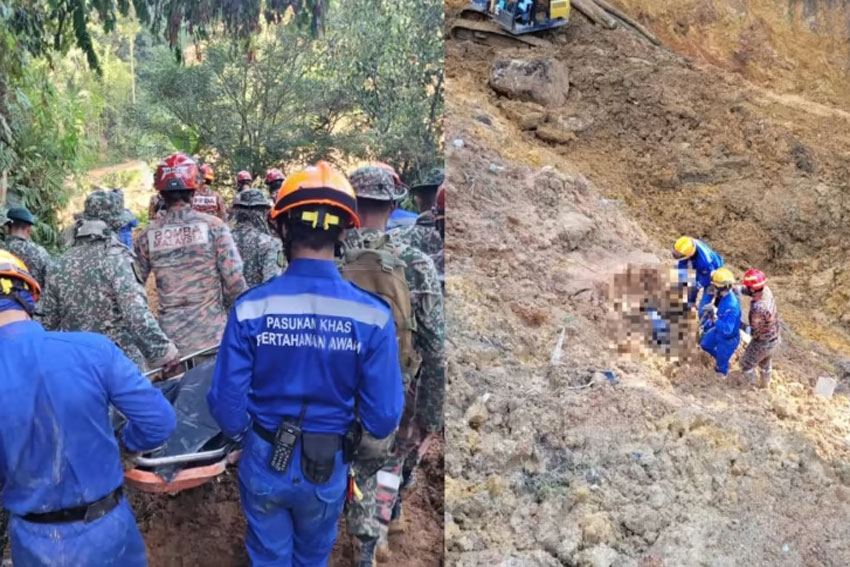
xmin=0 ymin=152 xmax=446 ymax=567
xmin=672 ymin=236 xmax=781 ymax=386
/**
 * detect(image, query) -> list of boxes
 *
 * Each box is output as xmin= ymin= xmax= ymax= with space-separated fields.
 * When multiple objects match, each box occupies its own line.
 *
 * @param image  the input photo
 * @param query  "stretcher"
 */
xmin=113 ymin=347 xmax=242 ymax=494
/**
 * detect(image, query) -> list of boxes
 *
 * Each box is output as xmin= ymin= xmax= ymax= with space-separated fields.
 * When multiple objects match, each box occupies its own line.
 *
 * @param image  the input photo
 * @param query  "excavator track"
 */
xmin=449 ymin=18 xmax=552 ymax=49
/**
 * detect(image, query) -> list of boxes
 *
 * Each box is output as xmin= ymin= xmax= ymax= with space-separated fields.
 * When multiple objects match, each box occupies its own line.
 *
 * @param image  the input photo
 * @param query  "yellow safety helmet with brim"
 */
xmin=673 ymin=236 xmax=697 ymax=260
xmin=0 ymin=250 xmax=41 ymax=314
xmin=710 ymin=267 xmax=735 ymax=289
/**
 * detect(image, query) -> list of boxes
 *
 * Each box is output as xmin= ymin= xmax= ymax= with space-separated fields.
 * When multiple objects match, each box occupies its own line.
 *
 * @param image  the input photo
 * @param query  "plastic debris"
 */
xmin=452 ymin=138 xmax=465 ymax=148
xmin=603 ymin=370 xmax=619 ymax=385
xmin=550 ymin=326 xmax=566 ymax=365
xmin=814 ymin=376 xmax=837 ymax=398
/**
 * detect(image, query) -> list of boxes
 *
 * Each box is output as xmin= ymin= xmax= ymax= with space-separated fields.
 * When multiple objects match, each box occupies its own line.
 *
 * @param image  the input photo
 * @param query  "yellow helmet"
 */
xmin=673 ymin=236 xmax=697 ymax=259
xmin=711 ymin=267 xmax=735 ymax=288
xmin=0 ymin=250 xmax=41 ymax=302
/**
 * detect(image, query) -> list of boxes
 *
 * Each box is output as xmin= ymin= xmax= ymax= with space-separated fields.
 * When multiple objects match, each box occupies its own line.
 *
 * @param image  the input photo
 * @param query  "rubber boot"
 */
xmin=356 ymin=537 xmax=377 ymax=567
xmin=759 ymin=368 xmax=772 ymax=389
xmin=388 ymin=498 xmax=406 ymax=535
xmin=375 ymin=540 xmax=392 ymax=563
xmin=742 ymin=368 xmax=757 ymax=386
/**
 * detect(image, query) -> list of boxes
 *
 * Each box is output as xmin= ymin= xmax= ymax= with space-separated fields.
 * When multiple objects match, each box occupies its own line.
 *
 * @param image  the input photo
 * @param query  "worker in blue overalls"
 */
xmin=672 ymin=235 xmax=724 ymax=308
xmin=0 ymin=249 xmax=177 ymax=567
xmin=699 ymin=267 xmax=742 ymax=378
xmin=208 ymin=161 xmax=405 ymax=567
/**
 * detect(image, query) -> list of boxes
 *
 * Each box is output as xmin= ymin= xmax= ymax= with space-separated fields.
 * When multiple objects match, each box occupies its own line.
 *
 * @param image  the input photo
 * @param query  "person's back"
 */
xmin=0 ymin=250 xmax=176 ymax=567
xmin=208 ymin=161 xmax=403 ymax=566
xmin=391 ymin=213 xmax=443 ymax=278
xmin=192 ymin=185 xmax=227 ymax=220
xmin=136 ymin=153 xmax=246 ymax=355
xmin=1 ymin=207 xmax=52 ymax=288
xmin=231 ymin=189 xmax=283 ymax=288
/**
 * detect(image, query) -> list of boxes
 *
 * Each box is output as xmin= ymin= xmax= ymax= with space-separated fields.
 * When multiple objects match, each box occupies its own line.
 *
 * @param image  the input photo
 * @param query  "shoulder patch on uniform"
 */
xmin=345 ymin=280 xmax=393 ymax=311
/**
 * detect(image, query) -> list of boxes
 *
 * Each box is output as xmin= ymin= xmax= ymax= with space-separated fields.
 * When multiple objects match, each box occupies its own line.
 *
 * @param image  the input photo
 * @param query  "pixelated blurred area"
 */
xmin=606 ymin=264 xmax=699 ymax=362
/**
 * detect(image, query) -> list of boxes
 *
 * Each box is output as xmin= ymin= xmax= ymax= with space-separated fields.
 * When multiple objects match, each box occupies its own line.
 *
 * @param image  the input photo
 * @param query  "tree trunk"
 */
xmin=130 ymin=38 xmax=136 ymax=105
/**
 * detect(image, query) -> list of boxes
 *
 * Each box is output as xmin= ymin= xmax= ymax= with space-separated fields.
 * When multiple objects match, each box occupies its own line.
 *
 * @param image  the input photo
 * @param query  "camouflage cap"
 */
xmin=410 ymin=167 xmax=444 ymax=193
xmin=83 ymin=189 xmax=124 ymax=229
xmin=348 ymin=165 xmax=400 ymax=201
xmin=233 ymin=188 xmax=273 ymax=208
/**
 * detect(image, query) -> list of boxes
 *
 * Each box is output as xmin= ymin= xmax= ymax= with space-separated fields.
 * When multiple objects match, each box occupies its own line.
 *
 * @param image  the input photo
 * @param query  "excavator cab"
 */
xmin=454 ymin=0 xmax=570 ymax=47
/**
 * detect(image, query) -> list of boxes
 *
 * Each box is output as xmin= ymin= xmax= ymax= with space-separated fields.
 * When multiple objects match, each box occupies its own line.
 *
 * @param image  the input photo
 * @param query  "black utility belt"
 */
xmin=21 ymin=487 xmax=123 ymax=525
xmin=253 ymin=422 xmax=347 ymax=484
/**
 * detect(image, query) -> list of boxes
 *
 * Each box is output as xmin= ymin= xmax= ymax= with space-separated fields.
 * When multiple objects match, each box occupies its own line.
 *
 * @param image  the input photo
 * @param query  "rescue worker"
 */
xmin=236 ymin=170 xmax=253 ymax=192
xmin=264 ymin=168 xmax=285 ymax=200
xmin=135 ymin=152 xmax=246 ymax=356
xmin=231 ymin=188 xmax=284 ymax=287
xmin=672 ymin=236 xmax=723 ymax=305
xmin=114 ymin=188 xmax=139 ymax=249
xmin=208 ymin=161 xmax=404 ymax=567
xmin=193 ymin=164 xmax=227 ymax=219
xmin=344 ymin=166 xmax=445 ymax=565
xmin=740 ymin=269 xmax=780 ymax=387
xmin=0 ymin=250 xmax=176 ymax=567
xmin=41 ymin=190 xmax=180 ymax=372
xmin=392 ymin=179 xmax=444 ymax=284
xmin=699 ymin=267 xmax=741 ymax=378
xmin=0 ymin=206 xmax=52 ymax=288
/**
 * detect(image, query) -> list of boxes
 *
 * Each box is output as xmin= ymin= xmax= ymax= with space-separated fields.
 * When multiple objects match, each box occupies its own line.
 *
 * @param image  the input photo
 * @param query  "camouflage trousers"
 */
xmin=345 ymin=411 xmax=428 ymax=544
xmin=741 ymin=337 xmax=779 ymax=383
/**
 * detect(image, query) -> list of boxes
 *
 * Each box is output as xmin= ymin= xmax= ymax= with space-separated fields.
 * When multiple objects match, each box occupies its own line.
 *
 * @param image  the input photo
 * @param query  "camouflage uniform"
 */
xmin=40 ymin=190 xmax=178 ymax=370
xmin=741 ymin=285 xmax=780 ymax=386
xmin=391 ymin=210 xmax=444 ymax=282
xmin=135 ymin=200 xmax=246 ymax=355
xmin=192 ymin=185 xmax=227 ymax=219
xmin=231 ymin=189 xmax=284 ymax=287
xmin=343 ymin=167 xmax=445 ymax=550
xmin=0 ymin=234 xmax=52 ymax=289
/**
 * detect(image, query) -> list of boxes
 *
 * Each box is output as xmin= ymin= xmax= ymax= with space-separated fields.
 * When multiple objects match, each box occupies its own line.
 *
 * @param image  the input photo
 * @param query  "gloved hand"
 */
xmin=154 ymin=351 xmax=183 ymax=381
xmin=120 ymin=445 xmax=141 ymax=472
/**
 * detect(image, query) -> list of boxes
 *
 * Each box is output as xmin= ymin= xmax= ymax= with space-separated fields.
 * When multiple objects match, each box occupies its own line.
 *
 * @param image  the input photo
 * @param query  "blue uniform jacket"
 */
xmin=118 ymin=212 xmax=138 ymax=249
xmin=387 ymin=208 xmax=418 ymax=231
xmin=207 ymin=258 xmax=405 ymax=440
xmin=705 ymin=290 xmax=742 ymax=339
xmin=678 ymin=239 xmax=723 ymax=289
xmin=0 ymin=321 xmax=176 ymax=515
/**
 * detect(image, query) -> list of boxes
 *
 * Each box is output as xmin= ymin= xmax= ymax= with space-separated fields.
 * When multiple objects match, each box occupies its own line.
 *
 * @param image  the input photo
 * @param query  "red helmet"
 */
xmin=155 ymin=153 xmax=202 ymax=192
xmin=265 ymin=169 xmax=285 ymax=185
xmin=742 ymin=269 xmax=767 ymax=292
xmin=237 ymin=170 xmax=253 ymax=183
xmin=436 ymin=183 xmax=445 ymax=211
xmin=372 ymin=162 xmax=403 ymax=189
xmin=200 ymin=164 xmax=215 ymax=183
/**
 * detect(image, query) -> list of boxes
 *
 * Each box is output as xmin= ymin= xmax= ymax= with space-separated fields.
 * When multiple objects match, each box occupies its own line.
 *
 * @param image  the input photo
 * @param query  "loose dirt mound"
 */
xmin=133 ymin=441 xmax=444 ymax=567
xmin=446 ymin=2 xmax=850 ymax=564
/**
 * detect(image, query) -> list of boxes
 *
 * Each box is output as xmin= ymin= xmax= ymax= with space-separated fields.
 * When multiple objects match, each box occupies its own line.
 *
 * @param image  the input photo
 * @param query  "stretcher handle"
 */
xmin=132 ymin=446 xmax=229 ymax=467
xmin=143 ymin=345 xmax=219 ymax=378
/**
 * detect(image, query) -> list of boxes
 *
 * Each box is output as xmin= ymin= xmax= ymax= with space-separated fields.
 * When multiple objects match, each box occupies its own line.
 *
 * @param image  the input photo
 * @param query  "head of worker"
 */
xmin=348 ymin=165 xmax=405 ymax=231
xmin=83 ymin=188 xmax=125 ymax=232
xmin=741 ymin=269 xmax=767 ymax=297
xmin=236 ymin=170 xmax=253 ymax=192
xmin=0 ymin=250 xmax=40 ymax=319
xmin=265 ymin=168 xmax=285 ymax=198
xmin=410 ymin=166 xmax=444 ymax=214
xmin=233 ymin=188 xmax=273 ymax=227
xmin=710 ymin=267 xmax=736 ymax=296
xmin=672 ymin=236 xmax=697 ymax=261
xmin=154 ymin=152 xmax=203 ymax=209
xmin=6 ymin=206 xmax=35 ymax=240
xmin=434 ymin=183 xmax=445 ymax=239
xmin=270 ymin=161 xmax=360 ymax=262
xmin=200 ymin=164 xmax=215 ymax=186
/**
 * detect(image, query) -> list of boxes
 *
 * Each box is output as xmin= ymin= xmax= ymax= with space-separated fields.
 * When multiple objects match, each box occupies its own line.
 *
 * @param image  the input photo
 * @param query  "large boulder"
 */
xmin=489 ymin=57 xmax=570 ymax=107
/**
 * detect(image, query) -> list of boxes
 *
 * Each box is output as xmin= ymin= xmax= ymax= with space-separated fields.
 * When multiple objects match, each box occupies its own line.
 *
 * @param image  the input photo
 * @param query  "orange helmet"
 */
xmin=270 ymin=161 xmax=360 ymax=229
xmin=155 ymin=153 xmax=202 ymax=192
xmin=0 ymin=250 xmax=41 ymax=303
xmin=200 ymin=164 xmax=215 ymax=183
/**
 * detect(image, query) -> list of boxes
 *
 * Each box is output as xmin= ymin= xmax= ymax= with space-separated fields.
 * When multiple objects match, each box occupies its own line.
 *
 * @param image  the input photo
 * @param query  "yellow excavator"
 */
xmin=450 ymin=0 xmax=570 ymax=47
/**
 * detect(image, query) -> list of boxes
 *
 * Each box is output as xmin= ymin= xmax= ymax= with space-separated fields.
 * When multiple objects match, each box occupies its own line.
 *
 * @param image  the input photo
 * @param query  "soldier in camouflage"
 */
xmin=40 ymin=190 xmax=180 ymax=372
xmin=231 ymin=188 xmax=284 ymax=287
xmin=193 ymin=164 xmax=227 ymax=219
xmin=343 ymin=166 xmax=445 ymax=566
xmin=391 ymin=168 xmax=444 ymax=285
xmin=0 ymin=206 xmax=52 ymax=289
xmin=136 ymin=153 xmax=246 ymax=356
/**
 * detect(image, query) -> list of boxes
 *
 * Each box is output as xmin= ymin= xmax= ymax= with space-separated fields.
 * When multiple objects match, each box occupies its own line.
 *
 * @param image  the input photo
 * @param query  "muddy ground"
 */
xmin=130 ymin=440 xmax=444 ymax=567
xmin=446 ymin=0 xmax=850 ymax=565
